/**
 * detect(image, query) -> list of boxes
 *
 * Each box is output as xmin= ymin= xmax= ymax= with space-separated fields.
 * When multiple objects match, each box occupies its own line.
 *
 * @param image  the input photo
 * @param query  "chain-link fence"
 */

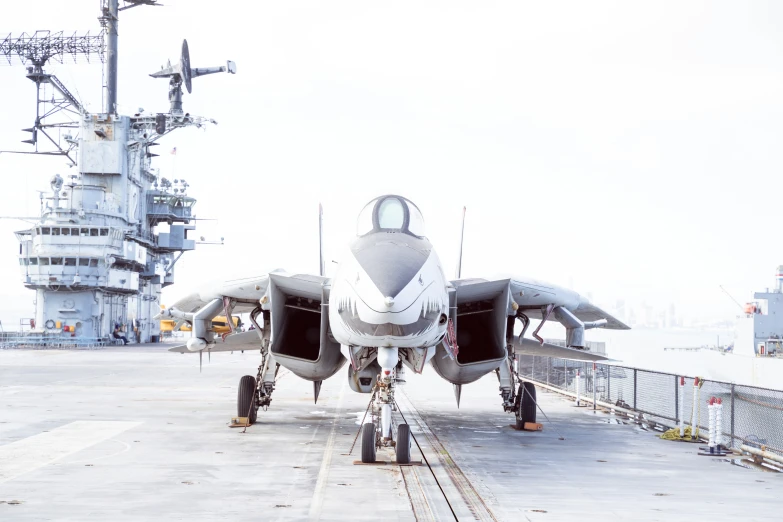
xmin=519 ymin=355 xmax=783 ymax=457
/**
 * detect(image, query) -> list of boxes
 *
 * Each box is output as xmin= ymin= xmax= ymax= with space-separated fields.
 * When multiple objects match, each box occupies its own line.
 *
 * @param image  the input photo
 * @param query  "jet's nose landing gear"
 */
xmin=360 ymin=368 xmax=397 ymax=463
xmin=396 ymin=423 xmax=411 ymax=464
xmin=359 ymin=351 xmax=412 ymax=464
xmin=361 ymin=422 xmax=377 ymax=463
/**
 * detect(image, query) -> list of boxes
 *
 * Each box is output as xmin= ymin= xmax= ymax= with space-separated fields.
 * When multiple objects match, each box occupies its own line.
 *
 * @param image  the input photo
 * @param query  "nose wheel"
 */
xmin=360 ymin=420 xmax=412 ymax=464
xmin=395 ymin=423 xmax=411 ymax=464
xmin=358 ymin=365 xmax=413 ymax=464
xmin=361 ymin=422 xmax=377 ymax=463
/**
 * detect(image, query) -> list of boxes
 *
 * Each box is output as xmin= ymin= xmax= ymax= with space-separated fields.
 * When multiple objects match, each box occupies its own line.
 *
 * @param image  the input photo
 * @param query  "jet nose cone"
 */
xmin=353 ymin=241 xmax=429 ymax=298
xmin=384 ymin=296 xmax=394 ymax=308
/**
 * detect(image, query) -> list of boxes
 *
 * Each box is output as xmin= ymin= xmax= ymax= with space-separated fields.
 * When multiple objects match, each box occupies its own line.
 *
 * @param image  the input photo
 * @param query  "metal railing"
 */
xmin=0 ymin=332 xmax=113 ymax=349
xmin=519 ymin=355 xmax=783 ymax=457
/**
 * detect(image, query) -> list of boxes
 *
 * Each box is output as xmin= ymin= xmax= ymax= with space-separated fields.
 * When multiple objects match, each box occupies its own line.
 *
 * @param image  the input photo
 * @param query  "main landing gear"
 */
xmin=235 ymin=307 xmax=276 ymax=426
xmin=238 ymin=375 xmax=258 ymax=424
xmin=515 ymin=381 xmax=537 ymax=429
xmin=236 ymin=339 xmax=277 ymax=425
xmin=361 ymin=360 xmax=411 ymax=464
xmin=499 ymin=315 xmax=537 ymax=429
xmin=499 ymin=369 xmax=538 ymax=428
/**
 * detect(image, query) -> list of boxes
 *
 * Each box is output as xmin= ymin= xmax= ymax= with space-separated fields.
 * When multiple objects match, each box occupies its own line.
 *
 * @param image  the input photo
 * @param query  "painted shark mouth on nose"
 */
xmin=336 ymin=295 xmax=442 ymax=338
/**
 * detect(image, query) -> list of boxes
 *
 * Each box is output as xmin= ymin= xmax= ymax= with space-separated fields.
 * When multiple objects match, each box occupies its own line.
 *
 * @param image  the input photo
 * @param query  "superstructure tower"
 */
xmin=1 ymin=0 xmax=235 ymax=345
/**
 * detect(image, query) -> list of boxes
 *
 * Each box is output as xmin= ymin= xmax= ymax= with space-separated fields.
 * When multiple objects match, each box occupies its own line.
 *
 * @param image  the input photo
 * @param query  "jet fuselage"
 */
xmin=328 ymin=196 xmax=450 ymax=357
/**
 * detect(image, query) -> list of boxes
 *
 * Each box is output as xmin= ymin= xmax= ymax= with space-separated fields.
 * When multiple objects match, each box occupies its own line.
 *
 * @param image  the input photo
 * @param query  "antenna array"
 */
xmin=0 ymin=31 xmax=104 ymax=66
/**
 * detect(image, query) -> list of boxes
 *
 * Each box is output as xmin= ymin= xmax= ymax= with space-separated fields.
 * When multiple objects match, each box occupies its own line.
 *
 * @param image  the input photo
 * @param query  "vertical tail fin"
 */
xmin=319 ymin=203 xmax=325 ymax=277
xmin=455 ymin=206 xmax=466 ymax=279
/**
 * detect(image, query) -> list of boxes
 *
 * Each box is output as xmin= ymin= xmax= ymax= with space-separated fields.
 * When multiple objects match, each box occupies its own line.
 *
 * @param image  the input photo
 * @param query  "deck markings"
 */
xmin=398 ymin=455 xmax=437 ymax=521
xmin=0 ymin=420 xmax=141 ymax=483
xmin=308 ymin=379 xmax=347 ymax=521
xmin=398 ymin=391 xmax=499 ymax=521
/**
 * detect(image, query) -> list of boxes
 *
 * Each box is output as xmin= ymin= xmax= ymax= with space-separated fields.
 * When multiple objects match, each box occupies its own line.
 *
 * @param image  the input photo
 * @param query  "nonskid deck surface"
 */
xmin=0 ymin=346 xmax=779 ymax=521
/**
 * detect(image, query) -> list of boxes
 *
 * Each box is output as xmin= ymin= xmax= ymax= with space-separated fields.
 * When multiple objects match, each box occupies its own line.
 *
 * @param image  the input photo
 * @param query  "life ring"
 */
xmin=45 ymin=319 xmax=55 ymax=329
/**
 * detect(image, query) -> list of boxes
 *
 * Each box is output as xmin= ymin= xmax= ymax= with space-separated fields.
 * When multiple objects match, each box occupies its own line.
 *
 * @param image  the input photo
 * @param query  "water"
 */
xmin=585 ymin=327 xmax=783 ymax=389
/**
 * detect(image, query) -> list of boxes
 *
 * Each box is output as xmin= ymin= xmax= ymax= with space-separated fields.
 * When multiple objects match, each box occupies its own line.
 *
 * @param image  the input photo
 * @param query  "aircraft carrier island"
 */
xmin=1 ymin=1 xmax=234 ymax=347
xmin=1 ymin=2 xmax=781 ymax=521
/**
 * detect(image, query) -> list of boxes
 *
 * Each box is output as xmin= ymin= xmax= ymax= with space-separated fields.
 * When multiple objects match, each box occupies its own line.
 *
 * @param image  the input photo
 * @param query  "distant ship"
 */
xmin=652 ymin=267 xmax=783 ymax=389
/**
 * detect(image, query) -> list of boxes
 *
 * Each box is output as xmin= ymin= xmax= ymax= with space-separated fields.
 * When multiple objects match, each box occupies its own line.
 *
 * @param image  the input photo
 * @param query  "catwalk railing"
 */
xmin=0 ymin=331 xmax=113 ymax=349
xmin=518 ymin=355 xmax=783 ymax=457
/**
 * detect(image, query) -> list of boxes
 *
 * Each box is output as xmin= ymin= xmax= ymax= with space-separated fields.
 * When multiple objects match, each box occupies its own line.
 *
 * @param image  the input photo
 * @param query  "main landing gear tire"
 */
xmin=361 ymin=422 xmax=377 ymax=463
xmin=238 ymin=375 xmax=258 ymax=425
xmin=396 ymin=423 xmax=411 ymax=464
xmin=515 ymin=381 xmax=537 ymax=429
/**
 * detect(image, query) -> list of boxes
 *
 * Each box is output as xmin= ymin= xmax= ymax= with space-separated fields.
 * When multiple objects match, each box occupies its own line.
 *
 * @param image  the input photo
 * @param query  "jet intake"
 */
xmin=267 ymin=275 xmax=345 ymax=381
xmin=430 ymin=294 xmax=508 ymax=385
xmin=273 ymin=298 xmax=322 ymax=361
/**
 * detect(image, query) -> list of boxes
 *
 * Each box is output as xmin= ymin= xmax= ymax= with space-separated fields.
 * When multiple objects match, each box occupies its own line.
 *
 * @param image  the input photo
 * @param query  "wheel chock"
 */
xmin=698 ymin=446 xmax=730 ymax=456
xmin=509 ymin=422 xmax=543 ymax=431
xmin=352 ymin=460 xmax=423 ymax=466
xmin=229 ymin=416 xmax=250 ymax=428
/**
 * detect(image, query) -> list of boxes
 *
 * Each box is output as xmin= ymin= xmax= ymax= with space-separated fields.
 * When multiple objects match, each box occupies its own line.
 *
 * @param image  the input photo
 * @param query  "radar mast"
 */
xmin=0 ymin=1 xmax=235 ymax=346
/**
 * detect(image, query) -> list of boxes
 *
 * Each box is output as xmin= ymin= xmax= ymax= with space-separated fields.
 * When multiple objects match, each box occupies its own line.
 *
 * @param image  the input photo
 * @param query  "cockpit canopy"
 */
xmin=356 ymin=195 xmax=426 ymax=238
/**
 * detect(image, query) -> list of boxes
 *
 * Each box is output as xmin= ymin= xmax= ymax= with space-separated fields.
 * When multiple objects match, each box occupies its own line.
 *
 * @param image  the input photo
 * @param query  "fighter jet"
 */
xmin=161 ymin=195 xmax=628 ymax=463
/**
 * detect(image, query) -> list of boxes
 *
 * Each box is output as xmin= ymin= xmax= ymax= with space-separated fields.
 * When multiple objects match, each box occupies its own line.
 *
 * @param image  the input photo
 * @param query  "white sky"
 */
xmin=1 ymin=1 xmax=782 ymax=328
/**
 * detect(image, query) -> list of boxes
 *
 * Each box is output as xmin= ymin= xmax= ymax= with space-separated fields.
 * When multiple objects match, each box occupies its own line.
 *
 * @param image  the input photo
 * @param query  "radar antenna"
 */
xmin=150 ymin=40 xmax=236 ymax=116
xmin=0 ymin=0 xmax=165 ymax=162
xmin=0 ymin=30 xmax=105 ymax=161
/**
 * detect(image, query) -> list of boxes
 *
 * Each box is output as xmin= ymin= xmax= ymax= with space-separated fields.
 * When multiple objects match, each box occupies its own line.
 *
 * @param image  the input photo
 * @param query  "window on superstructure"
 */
xmin=29 ymin=258 xmax=38 ymax=266
xmin=89 ymin=259 xmax=98 ymax=267
xmin=90 ymin=229 xmax=98 ymax=237
xmin=80 ymin=228 xmax=89 ymax=236
xmin=40 ymin=258 xmax=50 ymax=265
xmin=78 ymin=258 xmax=89 ymax=267
xmin=52 ymin=228 xmax=60 ymax=236
xmin=51 ymin=257 xmax=63 ymax=265
xmin=61 ymin=228 xmax=70 ymax=236
xmin=19 ymin=258 xmax=26 ymax=265
xmin=100 ymin=228 xmax=108 ymax=236
xmin=42 ymin=227 xmax=50 ymax=235
xmin=64 ymin=258 xmax=76 ymax=267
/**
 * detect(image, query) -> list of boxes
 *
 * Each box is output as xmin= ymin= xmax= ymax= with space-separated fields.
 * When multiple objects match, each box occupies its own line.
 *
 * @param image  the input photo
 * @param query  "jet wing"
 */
xmin=516 ymin=338 xmax=609 ymax=361
xmin=161 ymin=271 xmax=330 ymax=317
xmin=162 ymin=275 xmax=272 ymax=316
xmin=168 ymin=330 xmax=263 ymax=353
xmin=161 ymin=270 xmax=330 ymax=353
xmin=451 ymin=276 xmax=629 ymax=330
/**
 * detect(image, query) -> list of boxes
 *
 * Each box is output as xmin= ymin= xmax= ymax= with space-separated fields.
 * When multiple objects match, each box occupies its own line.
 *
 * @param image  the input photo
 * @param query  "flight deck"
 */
xmin=0 ymin=345 xmax=778 ymax=521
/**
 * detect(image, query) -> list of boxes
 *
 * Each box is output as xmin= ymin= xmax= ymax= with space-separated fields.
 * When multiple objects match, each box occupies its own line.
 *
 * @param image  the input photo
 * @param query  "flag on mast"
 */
xmin=170 ymin=147 xmax=177 ymax=155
